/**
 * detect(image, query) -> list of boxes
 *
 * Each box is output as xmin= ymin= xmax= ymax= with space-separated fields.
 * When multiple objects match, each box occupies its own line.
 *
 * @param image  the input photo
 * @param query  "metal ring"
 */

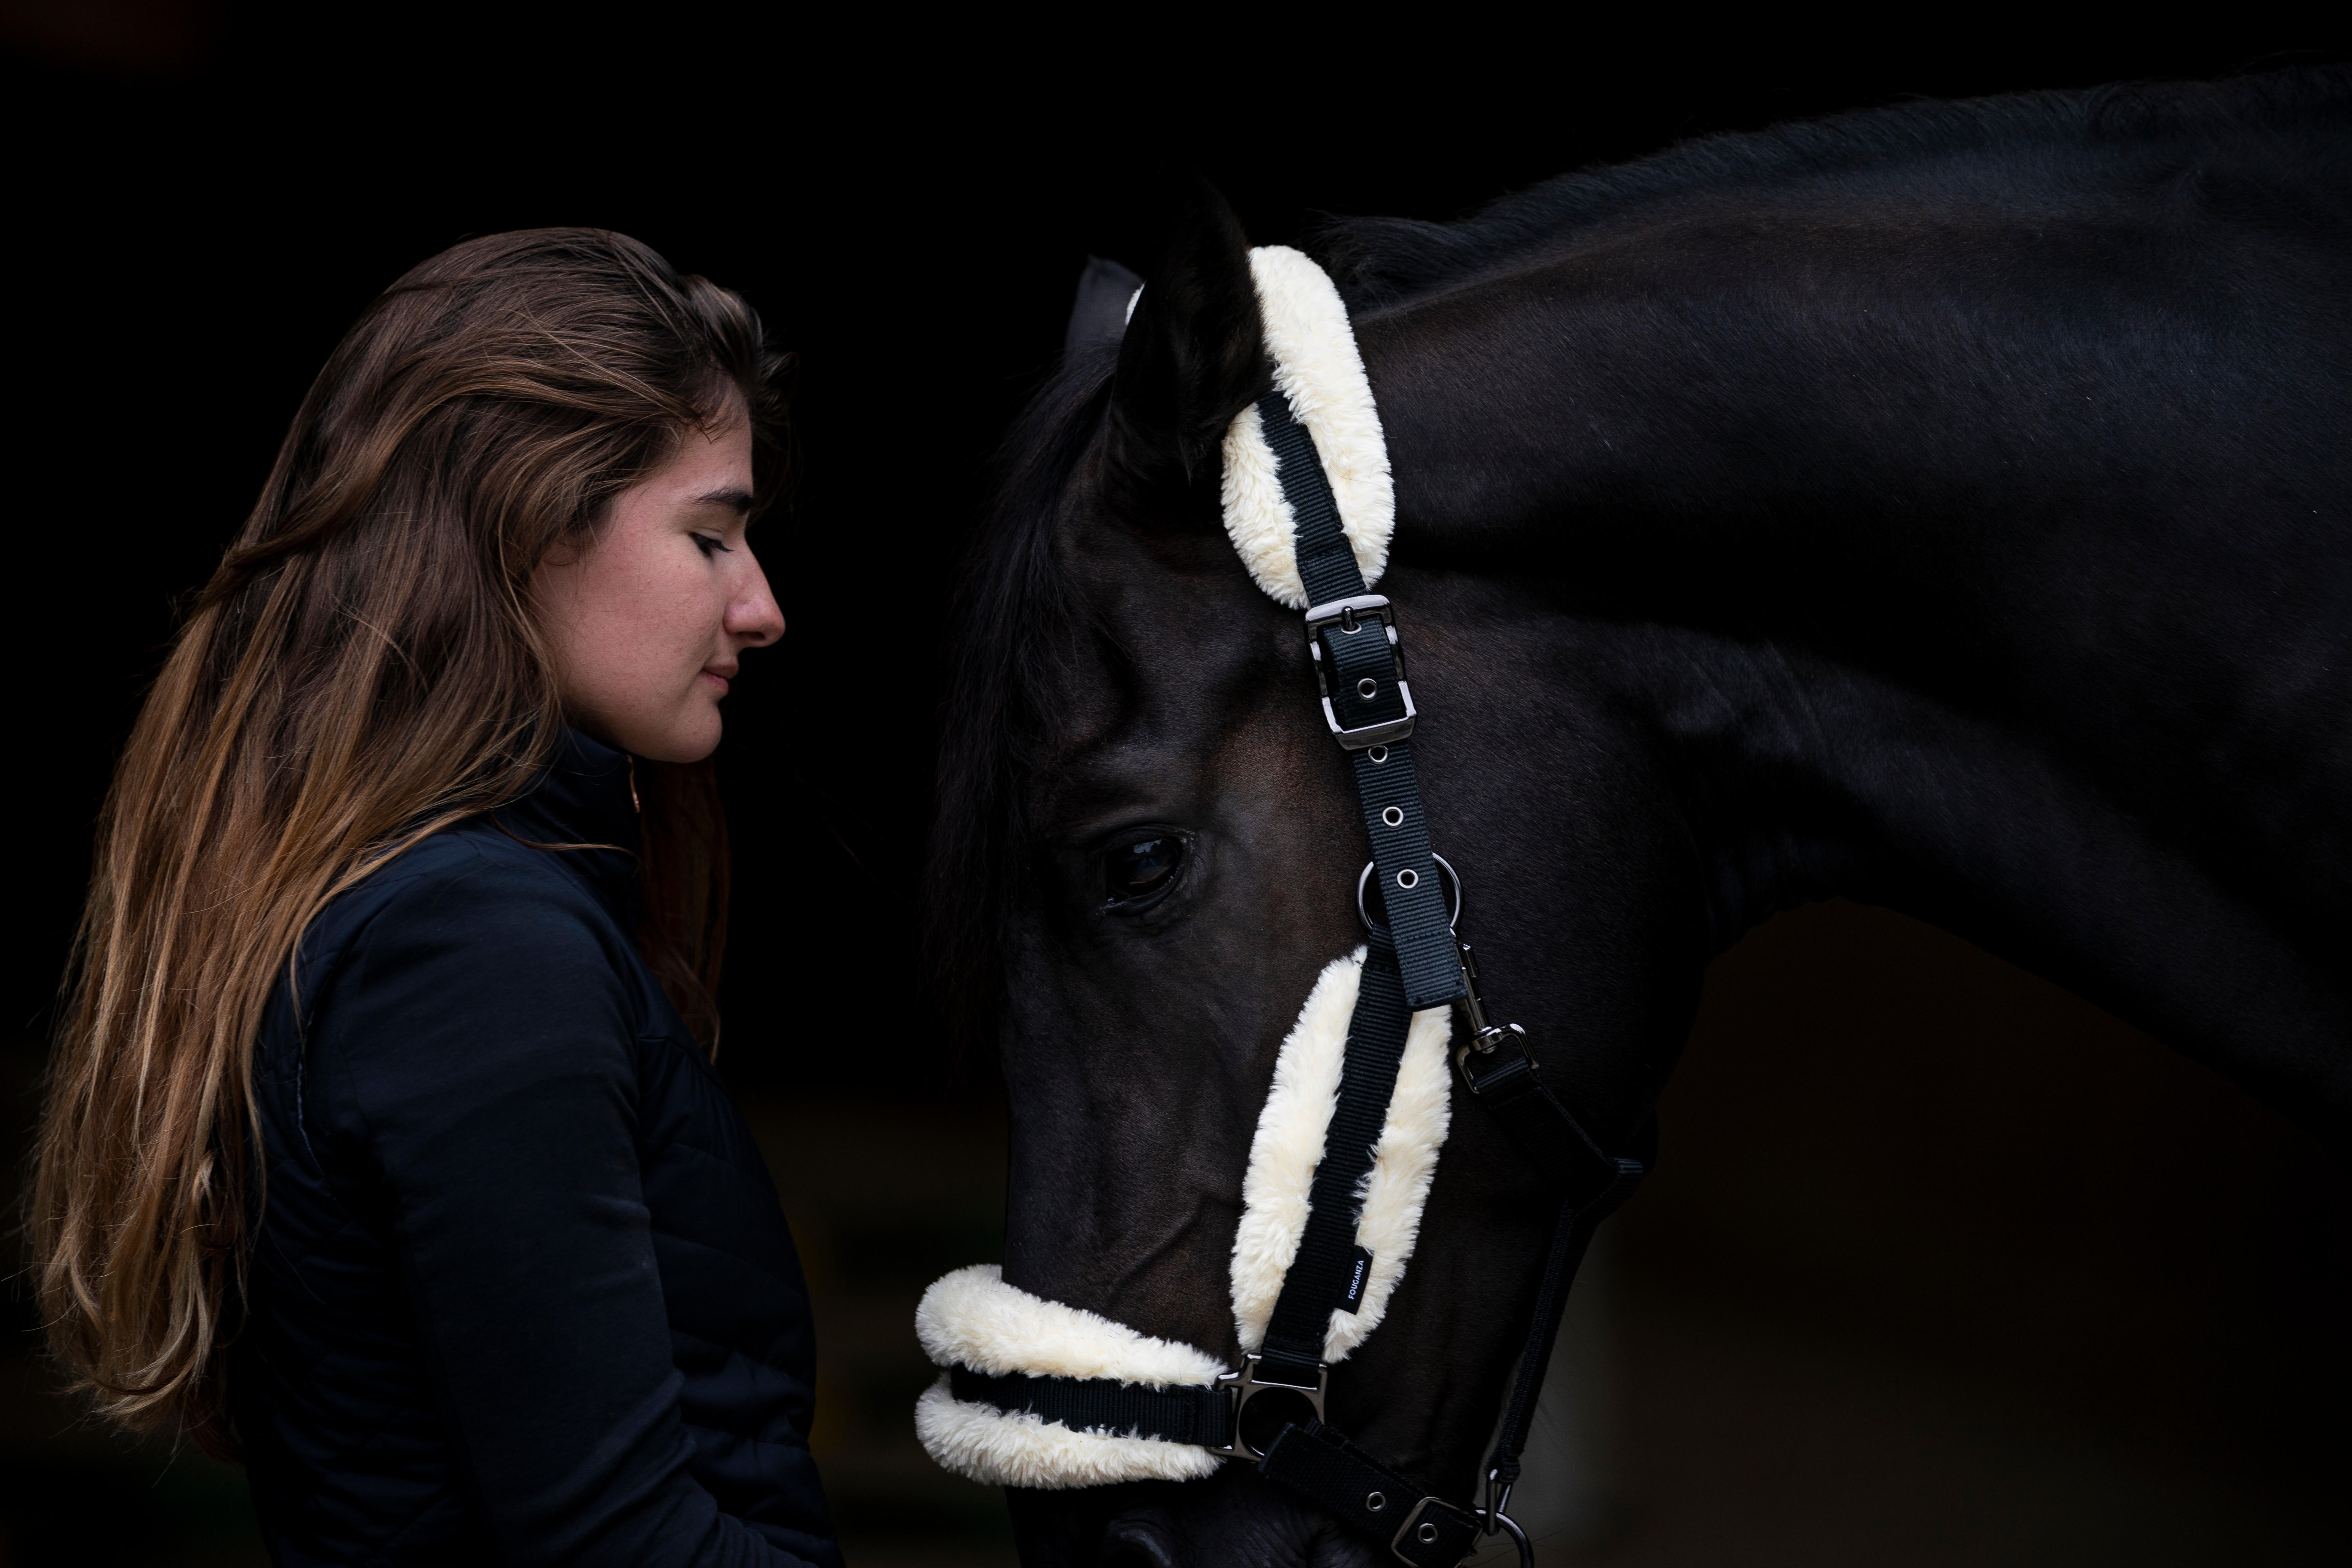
xmin=1381 ymin=806 xmax=1404 ymax=828
xmin=1355 ymin=854 xmax=1461 ymax=933
xmin=1356 ymin=677 xmax=1378 ymax=698
xmin=1473 ymin=1508 xmax=1534 ymax=1568
xmin=1416 ymin=1523 xmax=1439 ymax=1544
xmin=1365 ymin=1491 xmax=1386 ymax=1512
xmin=1396 ymin=868 xmax=1418 ymax=889
xmin=1366 ymin=745 xmax=1388 ymax=763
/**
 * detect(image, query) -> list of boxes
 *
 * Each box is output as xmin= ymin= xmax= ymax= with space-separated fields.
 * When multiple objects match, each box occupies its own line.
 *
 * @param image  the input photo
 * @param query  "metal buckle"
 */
xmin=1205 ymin=1352 xmax=1327 ymax=1461
xmin=1304 ymin=594 xmax=1416 ymax=749
xmin=1390 ymin=1495 xmax=1476 ymax=1564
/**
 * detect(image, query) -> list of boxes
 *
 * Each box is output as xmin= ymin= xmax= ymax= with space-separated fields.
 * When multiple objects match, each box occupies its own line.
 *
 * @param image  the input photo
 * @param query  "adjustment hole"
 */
xmin=1366 ymin=746 xmax=1388 ymax=763
xmin=1381 ymin=806 xmax=1404 ymax=828
xmin=1365 ymin=1491 xmax=1387 ymax=1512
xmin=1417 ymin=1522 xmax=1439 ymax=1543
xmin=1396 ymin=869 xmax=1419 ymax=890
xmin=1356 ymin=677 xmax=1378 ymax=699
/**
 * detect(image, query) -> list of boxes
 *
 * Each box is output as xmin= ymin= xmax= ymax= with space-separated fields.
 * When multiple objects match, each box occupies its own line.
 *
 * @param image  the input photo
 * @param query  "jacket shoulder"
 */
xmin=290 ymin=820 xmax=632 ymax=1027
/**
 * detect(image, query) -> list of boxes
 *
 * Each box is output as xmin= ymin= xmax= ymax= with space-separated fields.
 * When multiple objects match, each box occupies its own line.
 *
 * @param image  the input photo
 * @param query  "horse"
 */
xmin=924 ymin=67 xmax=2350 ymax=1566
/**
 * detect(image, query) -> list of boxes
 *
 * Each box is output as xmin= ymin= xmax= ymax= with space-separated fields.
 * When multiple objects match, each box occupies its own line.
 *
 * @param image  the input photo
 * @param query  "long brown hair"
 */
xmin=32 ymin=228 xmax=790 ymax=1450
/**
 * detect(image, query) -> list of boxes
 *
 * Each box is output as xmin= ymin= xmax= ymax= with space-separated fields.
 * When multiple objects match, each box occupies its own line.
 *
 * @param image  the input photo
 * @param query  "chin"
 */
xmin=631 ymin=711 xmax=723 ymax=765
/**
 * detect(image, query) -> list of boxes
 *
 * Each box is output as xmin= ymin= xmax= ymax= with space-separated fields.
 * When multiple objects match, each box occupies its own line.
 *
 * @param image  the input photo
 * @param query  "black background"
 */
xmin=3 ymin=6 xmax=2347 ymax=1564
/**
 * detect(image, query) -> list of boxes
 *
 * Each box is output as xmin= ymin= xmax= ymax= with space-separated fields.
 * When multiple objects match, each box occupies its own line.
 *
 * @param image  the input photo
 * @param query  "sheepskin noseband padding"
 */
xmin=914 ymin=1265 xmax=1227 ymax=1487
xmin=1220 ymin=246 xmax=1394 ymax=609
xmin=1230 ymin=947 xmax=1454 ymax=1363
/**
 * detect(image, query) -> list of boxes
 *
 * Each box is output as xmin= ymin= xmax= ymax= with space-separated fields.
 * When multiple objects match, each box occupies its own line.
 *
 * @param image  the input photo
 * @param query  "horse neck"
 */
xmin=1351 ymin=139 xmax=2351 ymax=1143
xmin=1597 ymin=622 xmax=2343 ymax=1145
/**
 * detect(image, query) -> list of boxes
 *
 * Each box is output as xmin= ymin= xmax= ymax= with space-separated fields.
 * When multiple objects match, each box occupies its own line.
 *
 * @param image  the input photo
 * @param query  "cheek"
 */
xmin=570 ymin=548 xmax=717 ymax=694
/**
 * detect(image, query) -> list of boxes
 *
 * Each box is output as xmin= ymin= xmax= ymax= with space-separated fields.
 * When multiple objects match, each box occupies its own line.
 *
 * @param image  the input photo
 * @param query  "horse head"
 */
xmin=924 ymin=180 xmax=1706 ymax=1565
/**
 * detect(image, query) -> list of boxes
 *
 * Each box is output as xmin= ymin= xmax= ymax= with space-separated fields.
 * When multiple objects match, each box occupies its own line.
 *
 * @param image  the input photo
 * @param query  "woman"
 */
xmin=34 ymin=229 xmax=840 ymax=1566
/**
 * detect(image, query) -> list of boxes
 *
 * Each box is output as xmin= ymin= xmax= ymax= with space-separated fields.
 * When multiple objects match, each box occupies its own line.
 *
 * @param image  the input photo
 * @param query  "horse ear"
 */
xmin=1107 ymin=178 xmax=1263 ymax=496
xmin=1065 ymin=255 xmax=1144 ymax=355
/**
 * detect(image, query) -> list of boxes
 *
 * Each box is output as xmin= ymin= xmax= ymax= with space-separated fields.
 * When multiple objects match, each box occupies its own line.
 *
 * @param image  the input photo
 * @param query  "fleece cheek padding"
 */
xmin=1229 ymin=948 xmax=1455 ymax=1363
xmin=1220 ymin=246 xmax=1394 ymax=609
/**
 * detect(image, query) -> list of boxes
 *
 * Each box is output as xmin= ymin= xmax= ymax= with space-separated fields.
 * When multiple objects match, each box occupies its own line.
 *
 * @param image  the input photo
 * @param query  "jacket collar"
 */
xmin=495 ymin=727 xmax=641 ymax=909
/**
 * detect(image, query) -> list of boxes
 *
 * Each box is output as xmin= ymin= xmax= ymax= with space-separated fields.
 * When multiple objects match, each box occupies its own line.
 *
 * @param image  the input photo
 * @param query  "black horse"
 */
xmin=929 ymin=69 xmax=2349 ymax=1565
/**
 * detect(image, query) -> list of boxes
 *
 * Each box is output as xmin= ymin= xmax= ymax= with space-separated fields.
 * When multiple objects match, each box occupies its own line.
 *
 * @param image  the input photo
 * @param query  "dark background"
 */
xmin=2 ymin=5 xmax=2346 ymax=1564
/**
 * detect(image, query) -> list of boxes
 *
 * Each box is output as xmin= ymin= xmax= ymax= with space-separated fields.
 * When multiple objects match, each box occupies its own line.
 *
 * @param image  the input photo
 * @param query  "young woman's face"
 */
xmin=532 ymin=405 xmax=784 ymax=763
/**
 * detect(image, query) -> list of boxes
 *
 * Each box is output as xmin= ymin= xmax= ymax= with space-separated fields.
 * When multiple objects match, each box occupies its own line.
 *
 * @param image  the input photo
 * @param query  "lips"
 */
xmin=702 ymin=663 xmax=736 ymax=695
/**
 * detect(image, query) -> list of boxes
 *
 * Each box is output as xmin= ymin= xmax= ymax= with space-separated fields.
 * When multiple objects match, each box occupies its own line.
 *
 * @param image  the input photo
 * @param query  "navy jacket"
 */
xmin=234 ymin=731 xmax=840 ymax=1567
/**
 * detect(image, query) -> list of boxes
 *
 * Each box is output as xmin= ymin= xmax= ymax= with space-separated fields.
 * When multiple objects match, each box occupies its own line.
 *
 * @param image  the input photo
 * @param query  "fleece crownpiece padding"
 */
xmin=1220 ymin=247 xmax=1394 ymax=609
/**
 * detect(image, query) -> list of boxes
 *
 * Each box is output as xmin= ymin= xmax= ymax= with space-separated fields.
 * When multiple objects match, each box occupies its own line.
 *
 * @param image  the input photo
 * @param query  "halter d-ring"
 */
xmin=1470 ymin=1508 xmax=1533 ymax=1568
xmin=1356 ymin=853 xmax=1461 ymax=933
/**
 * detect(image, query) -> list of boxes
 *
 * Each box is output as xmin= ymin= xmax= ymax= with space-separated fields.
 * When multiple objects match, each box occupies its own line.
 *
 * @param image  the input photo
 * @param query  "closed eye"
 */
xmin=692 ymin=533 xmax=733 ymax=557
xmin=1102 ymin=833 xmax=1187 ymax=910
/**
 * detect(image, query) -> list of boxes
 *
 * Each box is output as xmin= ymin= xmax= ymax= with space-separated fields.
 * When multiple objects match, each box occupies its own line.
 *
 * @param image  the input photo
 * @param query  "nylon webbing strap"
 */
xmin=1259 ymin=1421 xmax=1481 ymax=1568
xmin=1240 ymin=388 xmax=1644 ymax=1565
xmin=1461 ymin=1047 xmax=1619 ymax=1204
xmin=1259 ymin=394 xmax=1463 ymax=1013
xmin=949 ymin=1368 xmax=1234 ymax=1449
xmin=1481 ymin=1160 xmax=1643 ymax=1499
xmin=1251 ymin=389 xmax=1468 ymax=1385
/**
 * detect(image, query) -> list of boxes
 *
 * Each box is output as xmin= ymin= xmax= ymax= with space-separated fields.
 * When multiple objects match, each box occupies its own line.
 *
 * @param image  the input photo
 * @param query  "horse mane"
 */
xmin=924 ymin=65 xmax=2348 ymax=1047
xmin=925 ymin=340 xmax=1120 ymax=1050
xmin=1314 ymin=66 xmax=2349 ymax=307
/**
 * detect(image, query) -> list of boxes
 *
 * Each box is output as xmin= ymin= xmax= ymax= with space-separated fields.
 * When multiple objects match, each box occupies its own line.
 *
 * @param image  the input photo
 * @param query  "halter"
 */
xmin=916 ymin=247 xmax=1644 ymax=1566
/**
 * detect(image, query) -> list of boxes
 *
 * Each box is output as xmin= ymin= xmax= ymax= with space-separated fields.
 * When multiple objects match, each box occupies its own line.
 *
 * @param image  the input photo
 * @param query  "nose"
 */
xmin=726 ymin=548 xmax=785 ymax=646
xmin=1099 ymin=1512 xmax=1180 ymax=1568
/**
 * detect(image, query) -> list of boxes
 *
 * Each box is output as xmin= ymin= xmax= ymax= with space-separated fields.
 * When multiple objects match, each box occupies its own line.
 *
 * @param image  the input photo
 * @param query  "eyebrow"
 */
xmin=692 ymin=486 xmax=755 ymax=515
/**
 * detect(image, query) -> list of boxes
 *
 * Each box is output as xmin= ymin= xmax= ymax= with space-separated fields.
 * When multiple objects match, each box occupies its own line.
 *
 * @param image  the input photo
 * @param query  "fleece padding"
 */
xmin=913 ymin=1374 xmax=1224 ymax=1488
xmin=912 ymin=1265 xmax=1230 ymax=1487
xmin=1220 ymin=247 xmax=1394 ymax=609
xmin=916 ymin=1263 xmax=1227 ymax=1386
xmin=1229 ymin=948 xmax=1454 ymax=1362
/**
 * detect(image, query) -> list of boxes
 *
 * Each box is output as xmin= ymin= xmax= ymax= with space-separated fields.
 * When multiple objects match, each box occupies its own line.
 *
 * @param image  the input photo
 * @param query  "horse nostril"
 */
xmin=1100 ymin=1516 xmax=1180 ymax=1568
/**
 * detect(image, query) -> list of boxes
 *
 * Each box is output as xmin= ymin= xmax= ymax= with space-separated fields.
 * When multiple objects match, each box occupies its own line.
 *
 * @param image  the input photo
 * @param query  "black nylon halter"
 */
xmin=956 ymin=388 xmax=1644 ymax=1567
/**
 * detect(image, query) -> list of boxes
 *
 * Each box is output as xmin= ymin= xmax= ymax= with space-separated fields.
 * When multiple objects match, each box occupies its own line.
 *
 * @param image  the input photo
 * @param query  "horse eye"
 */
xmin=1104 ymin=835 xmax=1185 ymax=906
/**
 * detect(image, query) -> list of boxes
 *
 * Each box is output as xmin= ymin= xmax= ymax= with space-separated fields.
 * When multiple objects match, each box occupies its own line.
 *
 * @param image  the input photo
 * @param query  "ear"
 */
xmin=1107 ymin=178 xmax=1264 ymax=495
xmin=1065 ymin=255 xmax=1145 ymax=356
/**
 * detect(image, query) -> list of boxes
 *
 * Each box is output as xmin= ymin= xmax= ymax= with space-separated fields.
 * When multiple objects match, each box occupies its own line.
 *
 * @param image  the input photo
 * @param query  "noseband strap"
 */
xmin=916 ymin=248 xmax=1646 ymax=1564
